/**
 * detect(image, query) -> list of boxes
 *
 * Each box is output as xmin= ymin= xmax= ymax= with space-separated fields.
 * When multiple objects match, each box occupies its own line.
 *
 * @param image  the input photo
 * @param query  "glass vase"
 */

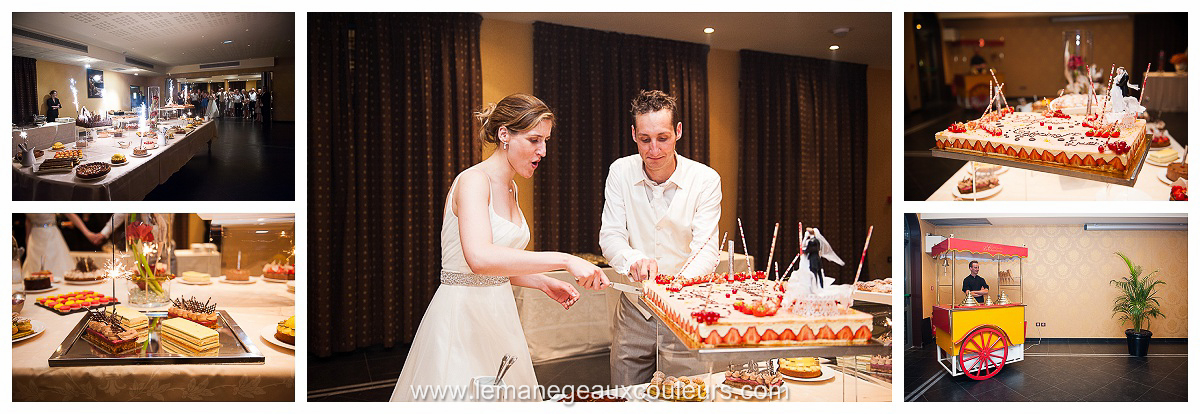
xmin=123 ymin=213 xmax=174 ymax=307
xmin=1063 ymin=30 xmax=1094 ymax=95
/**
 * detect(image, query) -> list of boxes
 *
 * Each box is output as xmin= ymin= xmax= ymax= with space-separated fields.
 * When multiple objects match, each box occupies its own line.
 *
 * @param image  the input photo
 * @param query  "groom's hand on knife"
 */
xmin=628 ymin=258 xmax=658 ymax=282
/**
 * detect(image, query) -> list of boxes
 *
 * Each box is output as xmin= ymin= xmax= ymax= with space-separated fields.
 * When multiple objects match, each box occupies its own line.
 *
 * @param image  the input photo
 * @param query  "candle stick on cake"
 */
xmin=737 ymin=218 xmax=750 ymax=260
xmin=851 ymin=226 xmax=875 ymax=286
xmin=673 ymin=232 xmax=715 ymax=279
xmin=764 ymin=223 xmax=780 ymax=273
xmin=1139 ymin=62 xmax=1152 ymax=106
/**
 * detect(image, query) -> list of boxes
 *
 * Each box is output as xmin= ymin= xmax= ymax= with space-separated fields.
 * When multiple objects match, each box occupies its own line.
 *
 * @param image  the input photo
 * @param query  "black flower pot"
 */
xmin=1126 ymin=329 xmax=1152 ymax=356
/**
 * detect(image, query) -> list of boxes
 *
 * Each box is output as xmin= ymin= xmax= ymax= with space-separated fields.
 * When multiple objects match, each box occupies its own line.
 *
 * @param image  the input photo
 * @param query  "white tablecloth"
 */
xmin=12 ymin=122 xmax=77 ymax=155
xmin=514 ymin=252 xmax=751 ymax=363
xmin=926 ymin=134 xmax=1186 ymax=201
xmin=12 ymin=120 xmax=217 ymax=200
xmin=176 ymin=251 xmax=222 ymax=279
xmin=11 ymin=278 xmax=295 ymax=401
xmin=1142 ymin=72 xmax=1187 ymax=112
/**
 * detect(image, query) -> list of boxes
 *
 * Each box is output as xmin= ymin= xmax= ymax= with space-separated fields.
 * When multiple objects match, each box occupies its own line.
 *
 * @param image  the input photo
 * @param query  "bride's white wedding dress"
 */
xmin=22 ymin=213 xmax=72 ymax=283
xmin=390 ymin=168 xmax=539 ymax=401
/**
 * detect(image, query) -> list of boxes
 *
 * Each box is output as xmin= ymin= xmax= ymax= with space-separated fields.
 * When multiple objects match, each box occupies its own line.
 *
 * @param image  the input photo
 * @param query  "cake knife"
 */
xmin=609 ymin=282 xmax=643 ymax=295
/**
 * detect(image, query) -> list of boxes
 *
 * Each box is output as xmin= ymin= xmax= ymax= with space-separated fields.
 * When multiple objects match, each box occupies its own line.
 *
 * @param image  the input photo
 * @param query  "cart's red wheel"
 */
xmin=957 ymin=327 xmax=1009 ymax=380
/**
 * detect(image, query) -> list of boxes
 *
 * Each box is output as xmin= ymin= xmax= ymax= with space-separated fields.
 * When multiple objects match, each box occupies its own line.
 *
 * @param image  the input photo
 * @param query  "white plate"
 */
xmin=260 ymin=325 xmax=295 ymax=350
xmin=130 ymin=152 xmax=152 ymax=158
xmin=64 ymin=279 xmax=107 ymax=285
xmin=952 ymin=183 xmax=1003 ymax=200
xmin=219 ymin=276 xmax=257 ymax=284
xmin=12 ymin=320 xmax=46 ymax=343
xmin=176 ymin=278 xmax=214 ymax=285
xmin=111 ymin=160 xmax=128 ymax=166
xmin=260 ymin=275 xmax=290 ymax=283
xmin=1159 ymin=170 xmax=1174 ymax=185
xmin=780 ymin=365 xmax=837 ymax=382
xmin=22 ymin=286 xmax=58 ymax=294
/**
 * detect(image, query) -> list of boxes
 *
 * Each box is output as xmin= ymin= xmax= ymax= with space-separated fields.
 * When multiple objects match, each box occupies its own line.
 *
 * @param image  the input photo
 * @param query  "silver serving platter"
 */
xmin=48 ymin=310 xmax=265 ymax=366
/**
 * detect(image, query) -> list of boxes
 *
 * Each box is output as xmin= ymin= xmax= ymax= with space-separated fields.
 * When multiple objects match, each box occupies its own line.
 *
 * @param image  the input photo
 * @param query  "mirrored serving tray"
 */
xmin=48 ymin=310 xmax=265 ymax=366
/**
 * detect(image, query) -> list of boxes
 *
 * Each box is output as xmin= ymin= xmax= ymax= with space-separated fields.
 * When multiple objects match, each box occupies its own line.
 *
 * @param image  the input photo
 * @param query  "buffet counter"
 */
xmin=926 ymin=133 xmax=1185 ymax=201
xmin=514 ymin=252 xmax=751 ymax=363
xmin=12 ymin=122 xmax=77 ymax=155
xmin=11 ymin=278 xmax=295 ymax=401
xmin=12 ymin=120 xmax=217 ymax=200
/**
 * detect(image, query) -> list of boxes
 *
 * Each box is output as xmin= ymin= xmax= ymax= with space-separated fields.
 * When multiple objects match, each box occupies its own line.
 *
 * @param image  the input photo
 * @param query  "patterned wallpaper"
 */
xmin=920 ymin=223 xmax=1187 ymax=338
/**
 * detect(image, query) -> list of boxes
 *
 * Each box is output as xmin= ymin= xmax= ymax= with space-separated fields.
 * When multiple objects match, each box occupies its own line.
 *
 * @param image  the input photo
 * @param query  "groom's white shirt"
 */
xmin=600 ymin=153 xmax=721 ymax=318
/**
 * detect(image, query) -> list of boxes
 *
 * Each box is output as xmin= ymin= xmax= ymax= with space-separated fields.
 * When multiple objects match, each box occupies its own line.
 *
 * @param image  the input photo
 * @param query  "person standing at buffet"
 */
xmin=45 ymin=90 xmax=62 ymax=121
xmin=390 ymin=93 xmax=611 ymax=401
xmin=962 ymin=260 xmax=989 ymax=303
xmin=600 ymin=90 xmax=722 ymax=386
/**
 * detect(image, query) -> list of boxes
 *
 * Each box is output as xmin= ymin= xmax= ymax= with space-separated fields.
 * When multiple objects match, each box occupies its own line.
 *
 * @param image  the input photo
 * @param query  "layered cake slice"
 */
xmin=181 ymin=271 xmax=211 ymax=284
xmin=100 ymin=305 xmax=149 ymax=342
xmin=24 ymin=271 xmax=53 ymax=291
xmin=82 ymin=309 xmax=141 ymax=354
xmin=160 ymin=317 xmax=220 ymax=355
xmin=722 ymin=367 xmax=784 ymax=391
xmin=167 ymin=296 xmax=219 ymax=328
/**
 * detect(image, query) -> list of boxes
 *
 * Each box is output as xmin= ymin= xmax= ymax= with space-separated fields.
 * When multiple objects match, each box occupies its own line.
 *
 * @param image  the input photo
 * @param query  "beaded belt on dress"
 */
xmin=440 ymin=270 xmax=508 ymax=287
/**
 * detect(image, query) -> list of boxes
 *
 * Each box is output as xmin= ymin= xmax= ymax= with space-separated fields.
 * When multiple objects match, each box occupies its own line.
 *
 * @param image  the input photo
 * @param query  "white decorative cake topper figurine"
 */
xmin=1104 ymin=67 xmax=1145 ymax=127
xmin=782 ymin=228 xmax=851 ymax=315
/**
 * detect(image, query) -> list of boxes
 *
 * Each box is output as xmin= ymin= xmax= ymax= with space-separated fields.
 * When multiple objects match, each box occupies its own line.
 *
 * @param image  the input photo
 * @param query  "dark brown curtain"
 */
xmin=309 ymin=12 xmax=482 ymax=357
xmin=1132 ymin=12 xmax=1188 ymax=89
xmin=532 ymin=22 xmax=709 ymax=253
xmin=737 ymin=50 xmax=869 ymax=284
xmin=13 ymin=56 xmax=38 ymax=125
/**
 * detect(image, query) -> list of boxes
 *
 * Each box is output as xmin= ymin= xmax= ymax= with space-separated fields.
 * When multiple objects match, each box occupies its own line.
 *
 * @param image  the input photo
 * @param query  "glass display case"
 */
xmin=212 ymin=218 xmax=295 ymax=281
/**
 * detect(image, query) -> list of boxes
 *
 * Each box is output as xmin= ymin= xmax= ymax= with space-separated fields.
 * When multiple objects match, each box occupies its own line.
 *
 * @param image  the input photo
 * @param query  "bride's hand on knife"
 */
xmin=542 ymin=277 xmax=581 ymax=310
xmin=567 ymin=257 xmax=609 ymax=290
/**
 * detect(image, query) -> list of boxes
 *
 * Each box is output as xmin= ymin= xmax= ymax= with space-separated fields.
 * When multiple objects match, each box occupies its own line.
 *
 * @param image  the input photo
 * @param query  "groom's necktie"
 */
xmin=651 ymin=184 xmax=669 ymax=222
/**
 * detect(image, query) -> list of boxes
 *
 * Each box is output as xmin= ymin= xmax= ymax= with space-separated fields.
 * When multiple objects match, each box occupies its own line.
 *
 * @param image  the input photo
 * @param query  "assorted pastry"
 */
xmin=275 ymin=315 xmax=295 ymax=345
xmin=957 ymin=175 xmax=1000 ymax=194
xmin=64 ymin=258 xmax=104 ymax=282
xmin=181 ymin=271 xmax=211 ymax=284
xmin=82 ymin=308 xmax=140 ymax=354
xmin=647 ymin=371 xmax=707 ymax=402
xmin=100 ymin=305 xmax=150 ymax=342
xmin=35 ymin=290 xmax=118 ymax=314
xmin=1167 ymin=162 xmax=1188 ymax=182
xmin=160 ymin=317 xmax=221 ymax=355
xmin=13 ymin=313 xmax=35 ymax=341
xmin=1148 ymin=148 xmax=1179 ymax=164
xmin=54 ymin=149 xmax=83 ymax=160
xmin=854 ymin=277 xmax=892 ymax=293
xmin=51 ymin=141 xmax=66 ymax=150
xmin=75 ymin=162 xmax=111 ymax=179
xmin=722 ymin=364 xmax=785 ymax=392
xmin=133 ymin=148 xmax=149 ymax=156
xmin=111 ymin=153 xmax=127 ymax=164
xmin=167 ymin=296 xmax=219 ymax=328
xmin=778 ymin=357 xmax=823 ymax=379
xmin=262 ymin=262 xmax=296 ymax=281
xmin=24 ymin=270 xmax=53 ymax=291
xmin=36 ymin=157 xmax=77 ymax=173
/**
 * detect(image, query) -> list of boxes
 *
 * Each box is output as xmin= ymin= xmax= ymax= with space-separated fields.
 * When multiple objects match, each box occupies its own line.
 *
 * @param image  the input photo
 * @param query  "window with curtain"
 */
xmin=13 ymin=56 xmax=38 ymax=125
xmin=737 ymin=50 xmax=869 ymax=283
xmin=308 ymin=12 xmax=482 ymax=357
xmin=532 ymin=21 xmax=709 ymax=253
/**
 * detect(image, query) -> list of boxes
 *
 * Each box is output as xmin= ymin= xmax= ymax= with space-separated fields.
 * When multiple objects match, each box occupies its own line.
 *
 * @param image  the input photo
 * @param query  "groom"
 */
xmin=599 ymin=90 xmax=722 ymax=386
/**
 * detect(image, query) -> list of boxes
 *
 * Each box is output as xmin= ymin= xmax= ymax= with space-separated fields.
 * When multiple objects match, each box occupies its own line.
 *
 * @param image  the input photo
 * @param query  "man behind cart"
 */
xmin=962 ymin=260 xmax=989 ymax=304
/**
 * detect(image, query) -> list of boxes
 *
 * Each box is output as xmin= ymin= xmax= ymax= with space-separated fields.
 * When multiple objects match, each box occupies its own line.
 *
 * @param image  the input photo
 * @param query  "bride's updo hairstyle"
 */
xmin=476 ymin=93 xmax=555 ymax=147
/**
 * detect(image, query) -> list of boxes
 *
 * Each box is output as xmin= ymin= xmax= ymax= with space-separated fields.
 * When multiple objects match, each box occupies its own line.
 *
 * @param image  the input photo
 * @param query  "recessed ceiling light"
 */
xmin=703 ymin=27 xmax=715 ymax=34
xmin=84 ymin=64 xmax=91 ymax=68
xmin=916 ymin=24 xmax=923 ymax=30
xmin=829 ymin=45 xmax=840 ymax=50
xmin=223 ymin=40 xmax=233 ymax=44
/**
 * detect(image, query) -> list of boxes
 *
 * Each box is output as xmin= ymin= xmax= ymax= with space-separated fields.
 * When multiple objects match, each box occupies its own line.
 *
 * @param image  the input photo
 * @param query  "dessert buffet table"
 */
xmin=926 ymin=134 xmax=1185 ymax=201
xmin=12 ymin=120 xmax=217 ymax=200
xmin=11 ymin=279 xmax=294 ymax=401
xmin=12 ymin=122 xmax=77 ymax=154
xmin=514 ymin=252 xmax=750 ymax=363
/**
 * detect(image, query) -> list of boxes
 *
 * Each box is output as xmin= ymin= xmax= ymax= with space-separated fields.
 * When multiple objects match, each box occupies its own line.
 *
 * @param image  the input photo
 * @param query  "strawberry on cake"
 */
xmin=642 ymin=272 xmax=873 ymax=348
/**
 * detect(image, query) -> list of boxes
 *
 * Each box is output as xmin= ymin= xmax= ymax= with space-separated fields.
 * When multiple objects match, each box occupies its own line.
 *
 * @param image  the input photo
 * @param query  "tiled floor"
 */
xmin=905 ymin=340 xmax=1187 ymax=402
xmin=143 ymin=119 xmax=295 ymax=200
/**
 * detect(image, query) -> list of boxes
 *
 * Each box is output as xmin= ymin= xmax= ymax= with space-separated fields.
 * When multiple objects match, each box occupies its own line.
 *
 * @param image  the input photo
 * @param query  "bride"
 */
xmin=391 ymin=93 xmax=610 ymax=401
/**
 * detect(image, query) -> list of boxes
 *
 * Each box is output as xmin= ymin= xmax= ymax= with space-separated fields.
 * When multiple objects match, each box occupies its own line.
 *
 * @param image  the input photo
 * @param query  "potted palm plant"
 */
xmin=1110 ymin=252 xmax=1166 ymax=357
